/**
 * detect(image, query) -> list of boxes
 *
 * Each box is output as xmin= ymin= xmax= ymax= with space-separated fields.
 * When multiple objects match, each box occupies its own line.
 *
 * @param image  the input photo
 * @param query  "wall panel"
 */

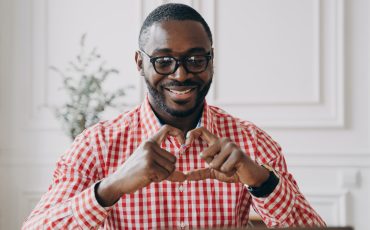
xmin=0 ymin=0 xmax=369 ymax=229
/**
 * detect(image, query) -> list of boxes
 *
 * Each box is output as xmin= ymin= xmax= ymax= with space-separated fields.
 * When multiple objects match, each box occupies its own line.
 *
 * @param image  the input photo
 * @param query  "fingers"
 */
xmin=142 ymin=125 xmax=188 ymax=185
xmin=186 ymin=168 xmax=238 ymax=183
xmin=186 ymin=127 xmax=222 ymax=165
xmin=151 ymin=154 xmax=186 ymax=183
xmin=152 ymin=153 xmax=187 ymax=183
xmin=208 ymin=148 xmax=230 ymax=169
xmin=198 ymin=137 xmax=244 ymax=182
xmin=186 ymin=168 xmax=213 ymax=181
xmin=153 ymin=151 xmax=176 ymax=174
xmin=167 ymin=171 xmax=187 ymax=182
xmin=150 ymin=161 xmax=172 ymax=182
xmin=213 ymin=171 xmax=239 ymax=183
xmin=148 ymin=154 xmax=187 ymax=183
xmin=151 ymin=146 xmax=188 ymax=182
xmin=150 ymin=158 xmax=186 ymax=183
xmin=185 ymin=127 xmax=218 ymax=146
xmin=151 ymin=143 xmax=177 ymax=163
xmin=150 ymin=125 xmax=185 ymax=145
xmin=207 ymin=141 xmax=237 ymax=170
xmin=200 ymin=142 xmax=221 ymax=164
xmin=219 ymin=150 xmax=242 ymax=173
xmin=146 ymin=126 xmax=244 ymax=184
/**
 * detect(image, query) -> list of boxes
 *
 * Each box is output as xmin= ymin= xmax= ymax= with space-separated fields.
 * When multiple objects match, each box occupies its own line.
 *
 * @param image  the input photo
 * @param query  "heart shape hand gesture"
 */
xmin=97 ymin=125 xmax=269 ymax=207
xmin=183 ymin=127 xmax=268 ymax=186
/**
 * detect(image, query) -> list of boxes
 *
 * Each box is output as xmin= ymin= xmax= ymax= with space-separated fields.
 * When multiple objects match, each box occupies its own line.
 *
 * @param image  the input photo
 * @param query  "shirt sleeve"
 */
xmin=22 ymin=127 xmax=111 ymax=229
xmin=247 ymin=126 xmax=326 ymax=228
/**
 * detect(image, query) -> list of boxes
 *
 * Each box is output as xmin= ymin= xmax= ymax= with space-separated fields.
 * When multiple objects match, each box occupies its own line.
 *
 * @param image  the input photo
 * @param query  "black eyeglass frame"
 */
xmin=139 ymin=49 xmax=212 ymax=75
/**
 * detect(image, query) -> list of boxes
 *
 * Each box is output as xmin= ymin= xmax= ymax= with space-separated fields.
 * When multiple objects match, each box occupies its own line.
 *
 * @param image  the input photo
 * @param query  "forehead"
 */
xmin=144 ymin=20 xmax=211 ymax=54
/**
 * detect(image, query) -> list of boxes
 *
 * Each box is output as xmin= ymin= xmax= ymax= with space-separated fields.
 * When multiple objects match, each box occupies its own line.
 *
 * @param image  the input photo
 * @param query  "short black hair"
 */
xmin=139 ymin=3 xmax=213 ymax=50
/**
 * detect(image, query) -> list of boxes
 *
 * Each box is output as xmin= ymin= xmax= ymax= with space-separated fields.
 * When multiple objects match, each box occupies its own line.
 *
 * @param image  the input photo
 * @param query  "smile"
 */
xmin=168 ymin=88 xmax=193 ymax=95
xmin=164 ymin=87 xmax=197 ymax=101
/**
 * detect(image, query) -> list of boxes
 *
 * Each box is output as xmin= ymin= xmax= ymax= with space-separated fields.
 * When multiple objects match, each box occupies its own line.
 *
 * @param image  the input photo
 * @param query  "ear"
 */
xmin=135 ymin=51 xmax=145 ymax=76
xmin=210 ymin=48 xmax=215 ymax=75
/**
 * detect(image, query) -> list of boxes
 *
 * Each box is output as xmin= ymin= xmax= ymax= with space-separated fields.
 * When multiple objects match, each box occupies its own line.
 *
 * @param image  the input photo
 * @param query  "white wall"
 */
xmin=0 ymin=0 xmax=369 ymax=229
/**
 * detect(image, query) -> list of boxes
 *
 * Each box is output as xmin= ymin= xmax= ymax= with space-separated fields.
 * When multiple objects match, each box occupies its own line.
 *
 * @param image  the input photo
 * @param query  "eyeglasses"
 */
xmin=140 ymin=50 xmax=212 ymax=75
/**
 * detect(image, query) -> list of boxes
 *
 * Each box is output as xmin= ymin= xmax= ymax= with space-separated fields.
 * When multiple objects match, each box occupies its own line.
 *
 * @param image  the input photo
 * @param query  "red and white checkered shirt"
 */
xmin=23 ymin=97 xmax=325 ymax=229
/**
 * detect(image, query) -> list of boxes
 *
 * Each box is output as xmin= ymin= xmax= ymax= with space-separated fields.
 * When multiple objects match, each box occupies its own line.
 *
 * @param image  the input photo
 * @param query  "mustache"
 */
xmin=161 ymin=80 xmax=201 ymax=88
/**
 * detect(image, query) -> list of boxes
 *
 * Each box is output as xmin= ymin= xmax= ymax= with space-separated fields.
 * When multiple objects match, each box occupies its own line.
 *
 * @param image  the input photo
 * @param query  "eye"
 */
xmin=154 ymin=57 xmax=174 ymax=67
xmin=186 ymin=56 xmax=207 ymax=67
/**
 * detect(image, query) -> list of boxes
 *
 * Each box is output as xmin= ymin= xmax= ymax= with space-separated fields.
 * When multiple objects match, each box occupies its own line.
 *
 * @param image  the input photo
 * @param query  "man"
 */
xmin=23 ymin=3 xmax=325 ymax=229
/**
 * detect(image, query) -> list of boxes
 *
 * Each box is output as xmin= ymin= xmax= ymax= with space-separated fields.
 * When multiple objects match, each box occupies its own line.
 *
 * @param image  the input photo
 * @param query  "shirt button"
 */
xmin=180 ymin=221 xmax=186 ymax=228
xmin=178 ymin=185 xmax=184 ymax=192
xmin=179 ymin=144 xmax=187 ymax=156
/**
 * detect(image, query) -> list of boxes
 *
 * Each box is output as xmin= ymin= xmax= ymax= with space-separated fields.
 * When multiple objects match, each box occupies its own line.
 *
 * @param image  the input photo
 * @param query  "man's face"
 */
xmin=137 ymin=20 xmax=213 ymax=117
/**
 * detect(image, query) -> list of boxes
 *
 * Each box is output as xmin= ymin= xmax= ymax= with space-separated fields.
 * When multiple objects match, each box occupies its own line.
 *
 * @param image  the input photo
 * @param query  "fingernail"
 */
xmin=186 ymin=132 xmax=190 ymax=139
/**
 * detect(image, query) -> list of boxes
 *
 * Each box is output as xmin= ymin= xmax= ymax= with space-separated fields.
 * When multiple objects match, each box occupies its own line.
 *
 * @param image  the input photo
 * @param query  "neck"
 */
xmin=150 ymin=102 xmax=204 ymax=134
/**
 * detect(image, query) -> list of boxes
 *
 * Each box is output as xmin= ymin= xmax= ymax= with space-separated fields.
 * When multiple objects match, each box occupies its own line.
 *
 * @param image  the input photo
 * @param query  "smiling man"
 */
xmin=23 ymin=3 xmax=326 ymax=229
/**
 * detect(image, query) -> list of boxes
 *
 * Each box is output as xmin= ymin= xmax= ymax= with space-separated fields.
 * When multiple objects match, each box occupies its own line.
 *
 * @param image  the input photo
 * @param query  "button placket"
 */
xmin=179 ymin=221 xmax=187 ymax=229
xmin=179 ymin=144 xmax=188 ymax=158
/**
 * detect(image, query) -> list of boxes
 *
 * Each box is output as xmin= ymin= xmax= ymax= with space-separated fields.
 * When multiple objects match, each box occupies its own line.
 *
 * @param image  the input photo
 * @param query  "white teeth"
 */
xmin=169 ymin=89 xmax=192 ymax=95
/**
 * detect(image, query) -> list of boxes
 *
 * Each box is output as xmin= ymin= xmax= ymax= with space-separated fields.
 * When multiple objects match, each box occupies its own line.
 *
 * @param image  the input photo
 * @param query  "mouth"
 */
xmin=168 ymin=88 xmax=194 ymax=95
xmin=164 ymin=86 xmax=197 ymax=101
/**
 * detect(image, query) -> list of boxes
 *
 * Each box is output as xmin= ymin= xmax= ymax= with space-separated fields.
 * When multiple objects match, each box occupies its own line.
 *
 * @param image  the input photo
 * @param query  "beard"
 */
xmin=145 ymin=77 xmax=212 ymax=118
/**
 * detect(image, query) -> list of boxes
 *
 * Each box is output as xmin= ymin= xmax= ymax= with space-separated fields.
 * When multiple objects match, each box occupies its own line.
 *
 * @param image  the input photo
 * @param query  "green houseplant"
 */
xmin=51 ymin=34 xmax=133 ymax=140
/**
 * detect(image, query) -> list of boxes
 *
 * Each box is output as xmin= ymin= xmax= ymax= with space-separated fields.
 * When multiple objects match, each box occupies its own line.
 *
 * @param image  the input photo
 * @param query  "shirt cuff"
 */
xmin=71 ymin=182 xmax=112 ymax=229
xmin=249 ymin=177 xmax=296 ymax=224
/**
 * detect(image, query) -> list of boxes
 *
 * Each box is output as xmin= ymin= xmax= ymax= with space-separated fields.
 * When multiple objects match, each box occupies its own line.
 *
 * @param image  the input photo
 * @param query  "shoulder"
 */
xmin=207 ymin=104 xmax=282 ymax=162
xmin=79 ymin=105 xmax=141 ymax=146
xmin=206 ymin=104 xmax=257 ymax=135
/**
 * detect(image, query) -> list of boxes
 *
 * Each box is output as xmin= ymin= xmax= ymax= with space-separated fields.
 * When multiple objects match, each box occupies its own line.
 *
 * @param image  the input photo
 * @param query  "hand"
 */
xmin=97 ymin=125 xmax=187 ymax=206
xmin=185 ymin=127 xmax=269 ymax=186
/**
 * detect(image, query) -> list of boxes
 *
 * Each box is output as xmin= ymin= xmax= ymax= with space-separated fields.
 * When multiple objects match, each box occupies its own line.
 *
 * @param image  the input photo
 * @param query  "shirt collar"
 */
xmin=140 ymin=95 xmax=215 ymax=138
xmin=140 ymin=95 xmax=162 ymax=138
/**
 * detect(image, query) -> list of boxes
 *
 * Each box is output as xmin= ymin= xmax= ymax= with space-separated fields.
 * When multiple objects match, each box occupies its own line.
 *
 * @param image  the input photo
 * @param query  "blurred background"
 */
xmin=0 ymin=0 xmax=369 ymax=229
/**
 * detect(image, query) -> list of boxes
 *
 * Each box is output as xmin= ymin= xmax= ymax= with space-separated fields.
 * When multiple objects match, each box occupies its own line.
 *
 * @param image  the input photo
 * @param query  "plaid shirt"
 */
xmin=23 ymin=97 xmax=325 ymax=229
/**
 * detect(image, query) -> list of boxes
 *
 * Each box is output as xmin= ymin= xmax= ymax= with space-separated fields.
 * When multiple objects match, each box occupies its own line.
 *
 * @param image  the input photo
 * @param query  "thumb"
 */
xmin=186 ymin=168 xmax=213 ymax=181
xmin=167 ymin=170 xmax=187 ymax=182
xmin=187 ymin=168 xmax=239 ymax=183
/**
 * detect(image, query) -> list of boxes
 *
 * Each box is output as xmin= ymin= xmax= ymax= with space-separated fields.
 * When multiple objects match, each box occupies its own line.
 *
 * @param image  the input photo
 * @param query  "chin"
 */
xmin=164 ymin=104 xmax=200 ymax=118
xmin=145 ymin=77 xmax=212 ymax=118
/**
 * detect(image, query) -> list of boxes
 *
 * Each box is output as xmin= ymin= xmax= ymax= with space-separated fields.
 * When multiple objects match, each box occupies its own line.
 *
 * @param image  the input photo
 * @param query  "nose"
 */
xmin=168 ymin=64 xmax=189 ymax=82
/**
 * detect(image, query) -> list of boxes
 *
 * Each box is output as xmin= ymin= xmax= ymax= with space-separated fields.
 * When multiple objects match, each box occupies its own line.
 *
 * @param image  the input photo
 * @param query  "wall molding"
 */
xmin=208 ymin=0 xmax=344 ymax=128
xmin=23 ymin=0 xmax=346 ymax=129
xmin=285 ymin=152 xmax=370 ymax=168
xmin=212 ymin=0 xmax=321 ymax=105
xmin=25 ymin=0 xmax=144 ymax=131
xmin=0 ymin=152 xmax=57 ymax=167
xmin=305 ymin=190 xmax=349 ymax=226
xmin=21 ymin=190 xmax=45 ymax=209
xmin=20 ymin=190 xmax=45 ymax=224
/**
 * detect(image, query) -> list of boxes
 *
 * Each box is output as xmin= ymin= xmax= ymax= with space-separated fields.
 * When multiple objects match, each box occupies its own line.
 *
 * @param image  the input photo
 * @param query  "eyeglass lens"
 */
xmin=153 ymin=55 xmax=210 ymax=74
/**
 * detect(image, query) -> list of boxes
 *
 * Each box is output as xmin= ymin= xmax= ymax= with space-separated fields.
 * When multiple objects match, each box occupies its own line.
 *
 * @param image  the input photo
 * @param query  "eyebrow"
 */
xmin=151 ymin=47 xmax=209 ymax=55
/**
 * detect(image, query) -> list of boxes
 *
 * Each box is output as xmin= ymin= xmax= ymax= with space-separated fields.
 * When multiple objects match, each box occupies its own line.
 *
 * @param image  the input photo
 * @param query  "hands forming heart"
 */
xmin=167 ymin=126 xmax=264 ymax=185
xmin=96 ymin=125 xmax=269 ymax=207
xmin=156 ymin=125 xmax=268 ymax=187
xmin=183 ymin=127 xmax=246 ymax=183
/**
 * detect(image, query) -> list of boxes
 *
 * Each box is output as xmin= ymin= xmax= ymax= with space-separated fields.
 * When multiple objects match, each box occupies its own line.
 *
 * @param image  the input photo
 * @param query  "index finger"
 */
xmin=150 ymin=125 xmax=185 ymax=145
xmin=185 ymin=127 xmax=218 ymax=146
xmin=186 ymin=168 xmax=214 ymax=181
